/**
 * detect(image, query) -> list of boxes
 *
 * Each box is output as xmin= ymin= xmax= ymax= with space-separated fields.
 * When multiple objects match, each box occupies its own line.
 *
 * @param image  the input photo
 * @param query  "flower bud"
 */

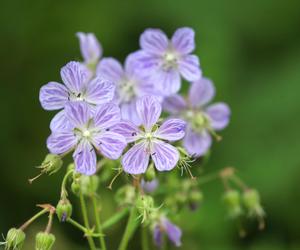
xmin=115 ymin=185 xmax=136 ymax=205
xmin=41 ymin=154 xmax=63 ymax=175
xmin=71 ymin=181 xmax=80 ymax=196
xmin=242 ymin=189 xmax=265 ymax=218
xmin=144 ymin=164 xmax=156 ymax=182
xmin=5 ymin=228 xmax=25 ymax=250
xmin=35 ymin=232 xmax=55 ymax=250
xmin=80 ymin=175 xmax=99 ymax=196
xmin=136 ymin=195 xmax=155 ymax=223
xmin=189 ymin=190 xmax=204 ymax=211
xmin=56 ymin=199 xmax=72 ymax=222
xmin=223 ymin=190 xmax=243 ymax=218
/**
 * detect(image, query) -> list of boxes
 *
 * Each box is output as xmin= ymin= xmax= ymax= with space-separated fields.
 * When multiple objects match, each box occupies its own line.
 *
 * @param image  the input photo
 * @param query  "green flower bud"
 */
xmin=189 ymin=190 xmax=204 ymax=203
xmin=175 ymin=192 xmax=187 ymax=204
xmin=243 ymin=189 xmax=265 ymax=218
xmin=35 ymin=232 xmax=55 ymax=250
xmin=56 ymin=199 xmax=72 ymax=222
xmin=115 ymin=185 xmax=136 ymax=205
xmin=67 ymin=163 xmax=75 ymax=172
xmin=223 ymin=190 xmax=243 ymax=218
xmin=71 ymin=181 xmax=80 ymax=196
xmin=144 ymin=164 xmax=156 ymax=181
xmin=5 ymin=228 xmax=26 ymax=250
xmin=136 ymin=195 xmax=156 ymax=223
xmin=79 ymin=175 xmax=99 ymax=196
xmin=41 ymin=154 xmax=63 ymax=175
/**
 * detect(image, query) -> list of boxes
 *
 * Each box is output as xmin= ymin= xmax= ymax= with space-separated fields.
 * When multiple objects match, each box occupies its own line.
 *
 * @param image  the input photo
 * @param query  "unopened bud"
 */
xmin=71 ymin=181 xmax=80 ymax=196
xmin=136 ymin=195 xmax=155 ymax=223
xmin=35 ymin=232 xmax=55 ymax=250
xmin=56 ymin=199 xmax=72 ymax=222
xmin=242 ymin=189 xmax=265 ymax=218
xmin=5 ymin=228 xmax=25 ymax=250
xmin=115 ymin=185 xmax=136 ymax=205
xmin=41 ymin=154 xmax=63 ymax=175
xmin=223 ymin=190 xmax=243 ymax=218
xmin=144 ymin=164 xmax=156 ymax=181
xmin=189 ymin=190 xmax=204 ymax=211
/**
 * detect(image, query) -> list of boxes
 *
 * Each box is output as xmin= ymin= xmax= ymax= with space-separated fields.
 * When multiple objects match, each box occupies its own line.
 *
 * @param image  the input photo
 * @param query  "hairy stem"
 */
xmin=102 ymin=208 xmax=129 ymax=230
xmin=141 ymin=226 xmax=149 ymax=250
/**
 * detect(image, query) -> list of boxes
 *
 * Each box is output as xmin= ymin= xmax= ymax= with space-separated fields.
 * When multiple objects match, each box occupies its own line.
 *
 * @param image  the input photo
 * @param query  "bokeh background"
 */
xmin=1 ymin=0 xmax=300 ymax=249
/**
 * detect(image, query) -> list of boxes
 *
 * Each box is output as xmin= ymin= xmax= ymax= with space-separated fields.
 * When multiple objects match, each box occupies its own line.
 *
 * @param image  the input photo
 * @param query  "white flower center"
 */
xmin=162 ymin=50 xmax=179 ymax=71
xmin=119 ymin=78 xmax=136 ymax=103
xmin=82 ymin=129 xmax=91 ymax=138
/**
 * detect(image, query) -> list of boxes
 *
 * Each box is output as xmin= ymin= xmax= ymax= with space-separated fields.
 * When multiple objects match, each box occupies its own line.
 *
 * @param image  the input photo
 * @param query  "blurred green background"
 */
xmin=1 ymin=0 xmax=300 ymax=249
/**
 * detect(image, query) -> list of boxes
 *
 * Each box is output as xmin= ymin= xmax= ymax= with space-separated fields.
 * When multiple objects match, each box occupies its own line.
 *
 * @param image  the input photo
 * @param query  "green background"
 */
xmin=1 ymin=0 xmax=300 ymax=249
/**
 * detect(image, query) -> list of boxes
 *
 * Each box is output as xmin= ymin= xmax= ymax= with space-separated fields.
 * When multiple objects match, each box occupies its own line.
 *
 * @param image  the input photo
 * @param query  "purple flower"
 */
xmin=163 ymin=77 xmax=231 ymax=157
xmin=134 ymin=27 xmax=202 ymax=96
xmin=47 ymin=102 xmax=126 ymax=175
xmin=39 ymin=61 xmax=115 ymax=131
xmin=77 ymin=32 xmax=102 ymax=66
xmin=97 ymin=53 xmax=161 ymax=125
xmin=153 ymin=217 xmax=182 ymax=247
xmin=141 ymin=179 xmax=159 ymax=193
xmin=113 ymin=95 xmax=186 ymax=174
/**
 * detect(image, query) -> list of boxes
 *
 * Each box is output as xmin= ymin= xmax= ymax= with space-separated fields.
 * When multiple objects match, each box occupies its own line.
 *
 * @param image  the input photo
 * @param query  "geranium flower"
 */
xmin=164 ymin=77 xmax=231 ymax=157
xmin=134 ymin=27 xmax=202 ymax=95
xmin=113 ymin=95 xmax=186 ymax=174
xmin=97 ymin=53 xmax=160 ymax=125
xmin=39 ymin=61 xmax=115 ymax=131
xmin=47 ymin=102 xmax=126 ymax=175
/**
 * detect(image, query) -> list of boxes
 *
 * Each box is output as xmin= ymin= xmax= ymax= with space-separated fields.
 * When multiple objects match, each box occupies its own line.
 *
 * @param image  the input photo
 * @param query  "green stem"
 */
xmin=102 ymin=208 xmax=129 ymax=230
xmin=67 ymin=218 xmax=88 ymax=233
xmin=118 ymin=206 xmax=139 ymax=250
xmin=60 ymin=169 xmax=74 ymax=198
xmin=141 ymin=226 xmax=149 ymax=250
xmin=91 ymin=195 xmax=107 ymax=250
xmin=19 ymin=208 xmax=48 ymax=230
xmin=79 ymin=192 xmax=97 ymax=250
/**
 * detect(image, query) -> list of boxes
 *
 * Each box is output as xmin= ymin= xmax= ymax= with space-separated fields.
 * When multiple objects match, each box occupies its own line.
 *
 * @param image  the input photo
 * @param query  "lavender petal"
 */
xmin=50 ymin=110 xmax=73 ymax=132
xmin=163 ymin=94 xmax=187 ymax=114
xmin=47 ymin=131 xmax=77 ymax=155
xmin=111 ymin=121 xmax=141 ymax=143
xmin=39 ymin=82 xmax=68 ymax=110
xmin=171 ymin=27 xmax=195 ymax=55
xmin=120 ymin=101 xmax=142 ymax=126
xmin=96 ymin=57 xmax=124 ymax=83
xmin=179 ymin=55 xmax=201 ymax=82
xmin=164 ymin=219 xmax=182 ymax=247
xmin=153 ymin=69 xmax=181 ymax=96
xmin=77 ymin=32 xmax=102 ymax=64
xmin=155 ymin=119 xmax=186 ymax=141
xmin=189 ymin=77 xmax=215 ymax=107
xmin=93 ymin=103 xmax=121 ymax=129
xmin=140 ymin=29 xmax=168 ymax=55
xmin=205 ymin=102 xmax=231 ymax=130
xmin=64 ymin=101 xmax=91 ymax=127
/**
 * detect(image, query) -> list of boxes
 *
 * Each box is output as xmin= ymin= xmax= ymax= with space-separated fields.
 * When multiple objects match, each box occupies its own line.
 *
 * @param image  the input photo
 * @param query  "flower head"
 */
xmin=113 ymin=95 xmax=186 ymax=174
xmin=47 ymin=102 xmax=126 ymax=175
xmin=39 ymin=61 xmax=115 ymax=131
xmin=163 ymin=77 xmax=231 ymax=157
xmin=153 ymin=217 xmax=182 ymax=247
xmin=97 ymin=53 xmax=161 ymax=125
xmin=134 ymin=27 xmax=202 ymax=95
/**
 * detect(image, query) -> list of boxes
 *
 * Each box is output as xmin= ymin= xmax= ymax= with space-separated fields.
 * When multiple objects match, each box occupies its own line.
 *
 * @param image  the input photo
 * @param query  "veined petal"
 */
xmin=189 ymin=77 xmax=215 ymax=107
xmin=93 ymin=103 xmax=121 ymax=129
xmin=39 ymin=82 xmax=68 ymax=110
xmin=179 ymin=55 xmax=201 ymax=82
xmin=77 ymin=32 xmax=102 ymax=64
xmin=205 ymin=102 xmax=231 ymax=130
xmin=136 ymin=95 xmax=162 ymax=131
xmin=140 ymin=29 xmax=168 ymax=55
xmin=151 ymin=139 xmax=179 ymax=171
xmin=163 ymin=94 xmax=187 ymax=114
xmin=153 ymin=69 xmax=181 ymax=96
xmin=93 ymin=131 xmax=126 ymax=159
xmin=164 ymin=219 xmax=182 ymax=247
xmin=85 ymin=76 xmax=115 ymax=105
xmin=96 ymin=57 xmax=124 ymax=83
xmin=47 ymin=131 xmax=77 ymax=155
xmin=50 ymin=110 xmax=73 ymax=132
xmin=133 ymin=50 xmax=161 ymax=72
xmin=111 ymin=121 xmax=141 ymax=143
xmin=73 ymin=140 xmax=97 ymax=175
xmin=155 ymin=119 xmax=186 ymax=141
xmin=60 ymin=61 xmax=89 ymax=93
xmin=171 ymin=27 xmax=195 ymax=55
xmin=153 ymin=226 xmax=163 ymax=247
xmin=64 ymin=101 xmax=91 ymax=127
xmin=183 ymin=127 xmax=212 ymax=157
xmin=120 ymin=101 xmax=142 ymax=126
xmin=122 ymin=142 xmax=150 ymax=174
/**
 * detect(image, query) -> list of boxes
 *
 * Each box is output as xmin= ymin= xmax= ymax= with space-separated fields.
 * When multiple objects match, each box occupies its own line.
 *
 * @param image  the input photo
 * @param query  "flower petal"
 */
xmin=153 ymin=226 xmax=163 ymax=247
xmin=77 ymin=32 xmax=102 ymax=64
xmin=50 ymin=110 xmax=73 ymax=132
xmin=60 ymin=61 xmax=89 ymax=93
xmin=96 ymin=57 xmax=124 ymax=83
xmin=132 ymin=50 xmax=161 ymax=72
xmin=151 ymin=140 xmax=179 ymax=171
xmin=64 ymin=101 xmax=91 ymax=127
xmin=39 ymin=82 xmax=68 ymax=110
xmin=136 ymin=95 xmax=162 ymax=130
xmin=141 ymin=179 xmax=159 ymax=193
xmin=163 ymin=94 xmax=187 ymax=114
xmin=153 ymin=69 xmax=181 ymax=96
xmin=93 ymin=103 xmax=121 ymax=129
xmin=205 ymin=102 xmax=231 ymax=130
xmin=155 ymin=119 xmax=186 ymax=141
xmin=93 ymin=131 xmax=126 ymax=159
xmin=122 ymin=142 xmax=149 ymax=174
xmin=47 ymin=131 xmax=77 ymax=155
xmin=183 ymin=127 xmax=212 ymax=157
xmin=140 ymin=29 xmax=168 ymax=55
xmin=189 ymin=77 xmax=215 ymax=107
xmin=164 ymin=219 xmax=182 ymax=247
xmin=120 ymin=101 xmax=141 ymax=126
xmin=111 ymin=121 xmax=141 ymax=143
xmin=171 ymin=27 xmax=195 ymax=55
xmin=179 ymin=55 xmax=201 ymax=82
xmin=73 ymin=140 xmax=97 ymax=175
xmin=85 ymin=76 xmax=115 ymax=105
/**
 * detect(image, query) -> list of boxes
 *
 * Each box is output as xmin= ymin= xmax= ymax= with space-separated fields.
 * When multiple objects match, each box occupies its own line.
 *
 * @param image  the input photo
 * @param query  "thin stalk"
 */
xmin=118 ymin=206 xmax=139 ymax=250
xmin=79 ymin=192 xmax=97 ymax=250
xmin=91 ymin=195 xmax=107 ymax=250
xmin=102 ymin=208 xmax=129 ymax=230
xmin=45 ymin=211 xmax=54 ymax=233
xmin=19 ymin=208 xmax=48 ymax=230
xmin=60 ymin=169 xmax=74 ymax=198
xmin=67 ymin=218 xmax=88 ymax=233
xmin=141 ymin=226 xmax=149 ymax=250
